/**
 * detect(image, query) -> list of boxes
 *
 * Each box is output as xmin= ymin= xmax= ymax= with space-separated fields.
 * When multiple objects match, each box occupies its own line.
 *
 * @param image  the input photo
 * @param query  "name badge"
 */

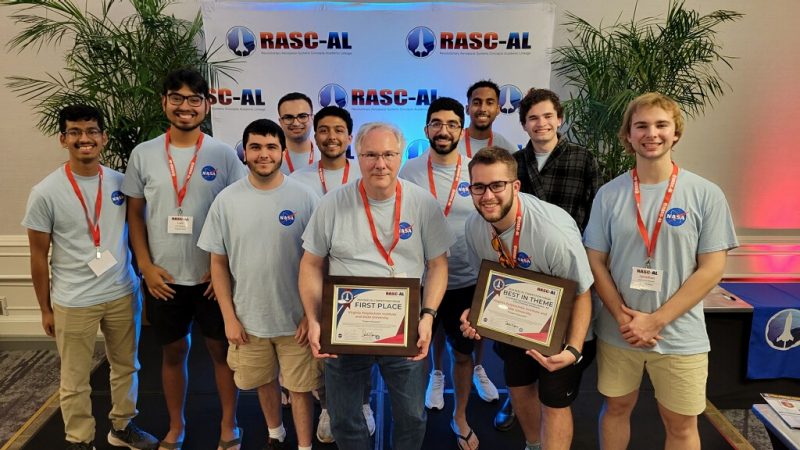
xmin=630 ymin=266 xmax=663 ymax=292
xmin=167 ymin=215 xmax=194 ymax=234
xmin=88 ymin=250 xmax=118 ymax=277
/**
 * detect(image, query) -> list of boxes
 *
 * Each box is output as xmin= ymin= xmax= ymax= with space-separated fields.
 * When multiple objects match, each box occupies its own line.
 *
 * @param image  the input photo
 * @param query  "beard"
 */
xmin=477 ymin=194 xmax=514 ymax=224
xmin=248 ymin=154 xmax=283 ymax=179
xmin=428 ymin=134 xmax=458 ymax=155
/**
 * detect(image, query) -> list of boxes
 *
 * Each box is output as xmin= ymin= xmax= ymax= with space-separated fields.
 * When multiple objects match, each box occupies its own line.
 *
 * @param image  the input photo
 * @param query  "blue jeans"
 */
xmin=326 ymin=355 xmax=426 ymax=450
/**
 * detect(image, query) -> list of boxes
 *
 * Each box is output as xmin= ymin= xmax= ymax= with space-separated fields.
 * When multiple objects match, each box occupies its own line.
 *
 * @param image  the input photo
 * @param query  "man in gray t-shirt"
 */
xmin=458 ymin=80 xmax=517 ymax=158
xmin=300 ymin=122 xmax=454 ymax=450
xmin=122 ymin=69 xmax=245 ymax=449
xmin=584 ymin=93 xmax=738 ymax=450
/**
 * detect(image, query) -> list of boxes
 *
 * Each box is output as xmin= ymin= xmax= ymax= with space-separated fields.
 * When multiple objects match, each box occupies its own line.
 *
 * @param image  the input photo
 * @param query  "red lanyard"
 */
xmin=427 ymin=153 xmax=461 ymax=217
xmin=284 ymin=141 xmax=314 ymax=173
xmin=65 ymin=163 xmax=103 ymax=257
xmin=318 ymin=160 xmax=350 ymax=194
xmin=165 ymin=128 xmax=204 ymax=212
xmin=464 ymin=129 xmax=493 ymax=158
xmin=359 ymin=180 xmax=402 ymax=271
xmin=632 ymin=163 xmax=679 ymax=267
xmin=490 ymin=196 xmax=522 ymax=268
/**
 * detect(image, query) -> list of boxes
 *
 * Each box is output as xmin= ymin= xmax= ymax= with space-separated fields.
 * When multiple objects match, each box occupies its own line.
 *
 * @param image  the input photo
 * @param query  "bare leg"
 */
xmin=290 ymin=391 xmax=315 ymax=448
xmin=451 ymin=348 xmax=478 ymax=449
xmin=658 ymin=403 xmax=700 ymax=450
xmin=160 ymin=337 xmax=190 ymax=448
xmin=257 ymin=380 xmax=283 ymax=429
xmin=509 ymin=384 xmax=541 ymax=444
xmin=205 ymin=338 xmax=240 ymax=446
xmin=599 ymin=390 xmax=639 ymax=450
xmin=541 ymin=404 xmax=573 ymax=450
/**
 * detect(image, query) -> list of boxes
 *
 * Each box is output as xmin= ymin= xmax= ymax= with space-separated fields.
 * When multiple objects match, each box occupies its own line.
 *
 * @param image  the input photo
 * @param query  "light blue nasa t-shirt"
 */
xmin=457 ymin=131 xmax=518 ymax=157
xmin=122 ymin=133 xmax=246 ymax=285
xmin=583 ymin=168 xmax=738 ymax=355
xmin=198 ymin=176 xmax=318 ymax=338
xmin=400 ymin=151 xmax=476 ymax=289
xmin=22 ymin=165 xmax=136 ymax=307
xmin=290 ymin=159 xmax=361 ymax=198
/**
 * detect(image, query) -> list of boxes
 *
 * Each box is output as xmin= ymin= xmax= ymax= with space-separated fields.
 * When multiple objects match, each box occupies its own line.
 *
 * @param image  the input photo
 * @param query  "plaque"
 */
xmin=320 ymin=276 xmax=420 ymax=356
xmin=468 ymin=260 xmax=576 ymax=356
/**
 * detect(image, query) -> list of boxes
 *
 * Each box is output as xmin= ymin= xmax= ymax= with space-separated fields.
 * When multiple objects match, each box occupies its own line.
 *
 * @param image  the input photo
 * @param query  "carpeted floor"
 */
xmin=0 ymin=349 xmax=61 ymax=444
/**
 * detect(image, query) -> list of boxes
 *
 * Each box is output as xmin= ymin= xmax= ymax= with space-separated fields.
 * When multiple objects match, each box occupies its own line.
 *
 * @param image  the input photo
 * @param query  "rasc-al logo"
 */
xmin=499 ymin=84 xmax=523 ymax=114
xmin=319 ymin=84 xmax=348 ymax=108
xmin=406 ymin=26 xmax=436 ymax=58
xmin=404 ymin=139 xmax=428 ymax=163
xmin=226 ymin=26 xmax=256 ymax=57
xmin=765 ymin=308 xmax=800 ymax=350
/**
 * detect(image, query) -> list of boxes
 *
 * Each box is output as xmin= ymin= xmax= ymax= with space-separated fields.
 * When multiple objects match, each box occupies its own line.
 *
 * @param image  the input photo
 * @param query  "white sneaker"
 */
xmin=473 ymin=365 xmax=499 ymax=402
xmin=425 ymin=369 xmax=445 ymax=410
xmin=363 ymin=403 xmax=376 ymax=436
xmin=316 ymin=409 xmax=335 ymax=443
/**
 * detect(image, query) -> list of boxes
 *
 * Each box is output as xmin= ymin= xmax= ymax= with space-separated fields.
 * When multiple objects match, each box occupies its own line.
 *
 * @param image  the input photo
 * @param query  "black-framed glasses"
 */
xmin=280 ymin=113 xmax=311 ymax=125
xmin=166 ymin=93 xmax=205 ymax=107
xmin=62 ymin=128 xmax=103 ymax=139
xmin=468 ymin=180 xmax=514 ymax=195
xmin=426 ymin=121 xmax=462 ymax=132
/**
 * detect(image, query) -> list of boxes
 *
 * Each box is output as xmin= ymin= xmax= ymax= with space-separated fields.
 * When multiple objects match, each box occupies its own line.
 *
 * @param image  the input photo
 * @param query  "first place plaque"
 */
xmin=468 ymin=260 xmax=576 ymax=356
xmin=320 ymin=276 xmax=420 ymax=356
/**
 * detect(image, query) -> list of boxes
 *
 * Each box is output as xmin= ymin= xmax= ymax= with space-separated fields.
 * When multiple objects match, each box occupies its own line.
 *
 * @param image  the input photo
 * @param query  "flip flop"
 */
xmin=158 ymin=441 xmax=183 ymax=450
xmin=217 ymin=427 xmax=243 ymax=450
xmin=450 ymin=419 xmax=479 ymax=450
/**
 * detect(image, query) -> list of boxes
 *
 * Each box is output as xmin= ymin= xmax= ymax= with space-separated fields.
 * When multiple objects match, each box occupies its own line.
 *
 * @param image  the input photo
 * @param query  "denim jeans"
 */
xmin=326 ymin=355 xmax=426 ymax=450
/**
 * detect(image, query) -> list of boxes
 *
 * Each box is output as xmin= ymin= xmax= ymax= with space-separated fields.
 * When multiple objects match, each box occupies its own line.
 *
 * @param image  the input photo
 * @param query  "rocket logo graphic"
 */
xmin=765 ymin=308 xmax=800 ymax=350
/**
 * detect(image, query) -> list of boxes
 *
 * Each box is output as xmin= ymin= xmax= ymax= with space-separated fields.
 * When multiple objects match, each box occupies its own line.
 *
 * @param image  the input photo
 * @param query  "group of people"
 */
xmin=24 ymin=67 xmax=738 ymax=450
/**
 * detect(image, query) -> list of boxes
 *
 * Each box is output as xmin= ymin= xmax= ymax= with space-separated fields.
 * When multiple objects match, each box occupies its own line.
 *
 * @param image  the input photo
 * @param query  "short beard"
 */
xmin=428 ymin=136 xmax=458 ymax=155
xmin=478 ymin=195 xmax=513 ymax=224
xmin=471 ymin=121 xmax=491 ymax=132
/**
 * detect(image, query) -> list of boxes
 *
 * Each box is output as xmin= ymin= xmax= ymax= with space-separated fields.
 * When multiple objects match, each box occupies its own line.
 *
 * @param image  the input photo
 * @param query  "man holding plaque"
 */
xmin=198 ymin=119 xmax=321 ymax=450
xmin=584 ymin=93 xmax=737 ymax=450
xmin=299 ymin=122 xmax=454 ymax=450
xmin=399 ymin=97 xmax=484 ymax=450
xmin=460 ymin=146 xmax=594 ymax=450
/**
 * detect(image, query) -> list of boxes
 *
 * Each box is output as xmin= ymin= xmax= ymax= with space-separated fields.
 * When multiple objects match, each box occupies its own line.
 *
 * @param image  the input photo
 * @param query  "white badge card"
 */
xmin=88 ymin=250 xmax=118 ymax=277
xmin=630 ymin=266 xmax=663 ymax=292
xmin=167 ymin=215 xmax=194 ymax=234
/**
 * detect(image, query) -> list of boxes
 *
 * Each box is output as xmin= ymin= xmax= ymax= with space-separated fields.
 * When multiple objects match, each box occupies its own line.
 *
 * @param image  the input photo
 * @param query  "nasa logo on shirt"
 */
xmin=457 ymin=181 xmax=470 ymax=197
xmin=279 ymin=210 xmax=296 ymax=226
xmin=399 ymin=221 xmax=413 ymax=240
xmin=516 ymin=251 xmax=532 ymax=268
xmin=665 ymin=208 xmax=687 ymax=226
xmin=110 ymin=190 xmax=125 ymax=206
xmin=201 ymin=165 xmax=218 ymax=181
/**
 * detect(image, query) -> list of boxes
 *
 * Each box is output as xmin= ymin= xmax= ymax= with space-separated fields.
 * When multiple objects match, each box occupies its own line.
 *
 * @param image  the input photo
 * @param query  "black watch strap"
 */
xmin=421 ymin=307 xmax=437 ymax=319
xmin=564 ymin=344 xmax=583 ymax=365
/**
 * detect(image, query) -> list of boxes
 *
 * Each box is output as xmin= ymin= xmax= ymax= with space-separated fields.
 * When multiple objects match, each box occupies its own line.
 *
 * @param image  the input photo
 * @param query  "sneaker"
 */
xmin=107 ymin=421 xmax=159 ymax=449
xmin=363 ymin=403 xmax=376 ymax=436
xmin=263 ymin=437 xmax=288 ymax=450
xmin=66 ymin=443 xmax=95 ymax=450
xmin=425 ymin=369 xmax=445 ymax=410
xmin=316 ymin=409 xmax=335 ymax=443
xmin=473 ymin=364 xmax=499 ymax=402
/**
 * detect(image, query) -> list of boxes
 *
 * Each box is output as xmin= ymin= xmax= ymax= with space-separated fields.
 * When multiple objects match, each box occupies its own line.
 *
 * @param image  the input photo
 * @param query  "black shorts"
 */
xmin=494 ymin=338 xmax=597 ymax=408
xmin=144 ymin=282 xmax=226 ymax=345
xmin=429 ymin=285 xmax=475 ymax=356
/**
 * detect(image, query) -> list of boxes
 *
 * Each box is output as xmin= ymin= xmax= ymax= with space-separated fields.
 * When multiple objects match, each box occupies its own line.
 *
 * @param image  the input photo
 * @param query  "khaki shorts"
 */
xmin=227 ymin=334 xmax=322 ymax=392
xmin=597 ymin=339 xmax=708 ymax=416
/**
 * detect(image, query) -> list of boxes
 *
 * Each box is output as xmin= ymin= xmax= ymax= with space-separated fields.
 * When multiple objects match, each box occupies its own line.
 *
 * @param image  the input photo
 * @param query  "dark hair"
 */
xmin=162 ymin=68 xmax=209 ymax=97
xmin=277 ymin=92 xmax=313 ymax=113
xmin=58 ymin=105 xmax=104 ymax=133
xmin=468 ymin=145 xmax=518 ymax=180
xmin=313 ymin=106 xmax=353 ymax=134
xmin=466 ymin=80 xmax=500 ymax=101
xmin=517 ymin=88 xmax=563 ymax=125
xmin=426 ymin=97 xmax=465 ymax=126
xmin=242 ymin=119 xmax=286 ymax=149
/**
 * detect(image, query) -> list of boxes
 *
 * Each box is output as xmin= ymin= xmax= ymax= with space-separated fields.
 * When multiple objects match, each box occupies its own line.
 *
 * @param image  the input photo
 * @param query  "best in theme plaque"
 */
xmin=320 ymin=276 xmax=420 ymax=356
xmin=468 ymin=260 xmax=576 ymax=356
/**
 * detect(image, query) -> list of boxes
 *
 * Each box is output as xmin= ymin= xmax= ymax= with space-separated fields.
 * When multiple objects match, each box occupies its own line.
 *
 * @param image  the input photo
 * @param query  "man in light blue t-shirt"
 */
xmin=584 ymin=93 xmax=738 ymax=450
xmin=277 ymin=92 xmax=320 ymax=175
xmin=199 ymin=119 xmax=320 ymax=450
xmin=24 ymin=105 xmax=158 ymax=450
xmin=458 ymin=80 xmax=518 ymax=157
xmin=122 ymin=69 xmax=245 ymax=450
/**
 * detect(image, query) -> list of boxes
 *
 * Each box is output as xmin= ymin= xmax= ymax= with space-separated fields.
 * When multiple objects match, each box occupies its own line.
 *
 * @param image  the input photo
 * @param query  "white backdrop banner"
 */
xmin=201 ymin=1 xmax=555 ymax=161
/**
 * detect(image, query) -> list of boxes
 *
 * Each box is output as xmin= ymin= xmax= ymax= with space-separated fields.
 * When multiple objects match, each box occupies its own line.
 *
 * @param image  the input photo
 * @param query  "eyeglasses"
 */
xmin=468 ymin=180 xmax=514 ymax=195
xmin=359 ymin=152 xmax=401 ymax=163
xmin=427 ymin=121 xmax=462 ymax=132
xmin=491 ymin=235 xmax=515 ymax=268
xmin=62 ymin=128 xmax=103 ymax=139
xmin=280 ymin=113 xmax=311 ymax=125
xmin=166 ymin=93 xmax=205 ymax=107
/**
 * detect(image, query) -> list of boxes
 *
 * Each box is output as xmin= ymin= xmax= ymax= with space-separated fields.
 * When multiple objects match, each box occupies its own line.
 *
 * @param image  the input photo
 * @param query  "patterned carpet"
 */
xmin=0 ymin=349 xmax=61 ymax=445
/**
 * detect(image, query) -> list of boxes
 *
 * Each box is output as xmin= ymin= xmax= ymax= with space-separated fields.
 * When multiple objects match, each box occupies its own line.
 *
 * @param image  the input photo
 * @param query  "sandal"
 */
xmin=450 ymin=419 xmax=479 ymax=450
xmin=217 ymin=427 xmax=243 ymax=450
xmin=158 ymin=441 xmax=183 ymax=450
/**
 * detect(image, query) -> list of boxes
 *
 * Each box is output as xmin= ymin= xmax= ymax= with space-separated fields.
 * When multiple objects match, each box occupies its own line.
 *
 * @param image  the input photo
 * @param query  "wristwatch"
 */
xmin=564 ymin=344 xmax=583 ymax=365
xmin=421 ymin=307 xmax=438 ymax=319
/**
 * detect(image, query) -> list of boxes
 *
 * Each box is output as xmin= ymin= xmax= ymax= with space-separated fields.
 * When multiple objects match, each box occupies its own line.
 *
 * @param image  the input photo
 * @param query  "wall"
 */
xmin=1 ymin=0 xmax=798 ymax=337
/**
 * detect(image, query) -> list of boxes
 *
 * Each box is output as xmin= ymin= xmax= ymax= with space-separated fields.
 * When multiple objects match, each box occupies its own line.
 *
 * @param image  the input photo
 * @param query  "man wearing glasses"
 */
xmin=24 ymin=105 xmax=159 ymax=450
xmin=277 ymin=92 xmax=319 ymax=174
xmin=299 ymin=122 xmax=453 ymax=450
xmin=459 ymin=147 xmax=593 ymax=450
xmin=123 ymin=68 xmax=246 ymax=450
xmin=399 ymin=97 xmax=485 ymax=450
